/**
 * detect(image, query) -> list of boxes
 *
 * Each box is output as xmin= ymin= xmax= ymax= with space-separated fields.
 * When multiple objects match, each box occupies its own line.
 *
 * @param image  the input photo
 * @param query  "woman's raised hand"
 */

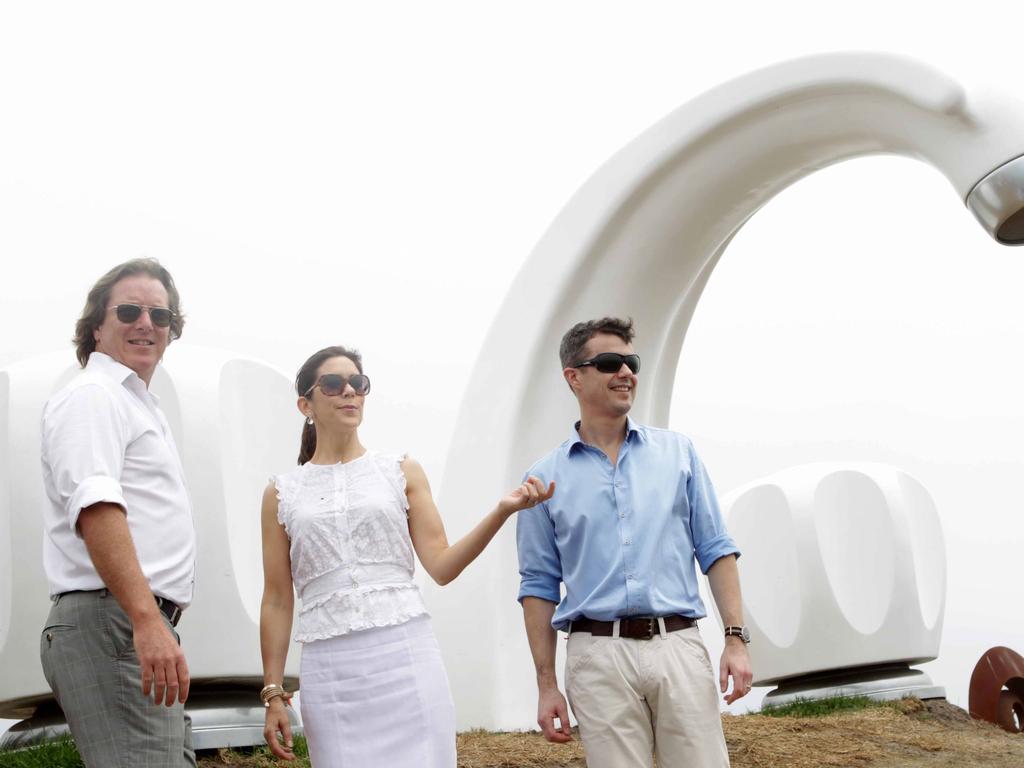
xmin=499 ymin=476 xmax=555 ymax=516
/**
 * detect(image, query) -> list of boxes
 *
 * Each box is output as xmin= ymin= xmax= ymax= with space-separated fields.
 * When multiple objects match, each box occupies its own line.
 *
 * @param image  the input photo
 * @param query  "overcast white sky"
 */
xmin=3 ymin=1 xmax=1023 ymax=724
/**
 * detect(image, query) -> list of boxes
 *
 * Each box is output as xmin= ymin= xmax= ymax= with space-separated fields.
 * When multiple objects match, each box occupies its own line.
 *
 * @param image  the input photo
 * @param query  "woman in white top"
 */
xmin=259 ymin=345 xmax=552 ymax=767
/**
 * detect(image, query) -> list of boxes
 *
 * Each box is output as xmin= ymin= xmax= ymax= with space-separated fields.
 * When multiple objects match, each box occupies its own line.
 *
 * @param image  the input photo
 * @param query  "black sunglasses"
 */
xmin=107 ymin=303 xmax=175 ymax=328
xmin=305 ymin=373 xmax=371 ymax=397
xmin=574 ymin=352 xmax=641 ymax=374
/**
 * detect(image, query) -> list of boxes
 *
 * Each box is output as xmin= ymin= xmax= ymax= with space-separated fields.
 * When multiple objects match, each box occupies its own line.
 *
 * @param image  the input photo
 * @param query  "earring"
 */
xmin=306 ymin=416 xmax=314 ymax=425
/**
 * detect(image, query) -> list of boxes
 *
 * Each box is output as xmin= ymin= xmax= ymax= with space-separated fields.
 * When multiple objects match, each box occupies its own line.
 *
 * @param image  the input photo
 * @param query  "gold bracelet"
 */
xmin=260 ymin=683 xmax=290 ymax=708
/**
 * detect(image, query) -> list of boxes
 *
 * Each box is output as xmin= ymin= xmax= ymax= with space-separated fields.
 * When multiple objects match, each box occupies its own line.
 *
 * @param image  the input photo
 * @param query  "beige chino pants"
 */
xmin=565 ymin=624 xmax=730 ymax=768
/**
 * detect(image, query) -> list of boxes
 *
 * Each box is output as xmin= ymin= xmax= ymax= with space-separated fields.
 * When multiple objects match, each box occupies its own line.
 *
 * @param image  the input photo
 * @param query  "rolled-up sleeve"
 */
xmin=685 ymin=441 xmax=740 ymax=574
xmin=516 ymin=501 xmax=562 ymax=604
xmin=41 ymin=384 xmax=129 ymax=535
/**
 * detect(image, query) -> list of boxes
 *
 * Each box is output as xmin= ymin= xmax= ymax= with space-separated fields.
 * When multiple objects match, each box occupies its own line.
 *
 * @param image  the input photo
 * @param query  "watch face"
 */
xmin=741 ymin=626 xmax=751 ymax=643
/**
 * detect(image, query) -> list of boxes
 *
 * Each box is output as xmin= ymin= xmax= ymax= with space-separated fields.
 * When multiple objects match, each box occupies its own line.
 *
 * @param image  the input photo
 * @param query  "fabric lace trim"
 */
xmin=295 ymin=583 xmax=429 ymax=643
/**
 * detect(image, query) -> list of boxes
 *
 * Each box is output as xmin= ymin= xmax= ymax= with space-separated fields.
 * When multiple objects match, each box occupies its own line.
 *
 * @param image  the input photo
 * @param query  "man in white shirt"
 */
xmin=39 ymin=258 xmax=197 ymax=767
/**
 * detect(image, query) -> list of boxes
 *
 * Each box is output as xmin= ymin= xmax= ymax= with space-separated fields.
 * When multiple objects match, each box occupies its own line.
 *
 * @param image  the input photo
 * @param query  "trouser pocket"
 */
xmin=101 ymin=595 xmax=138 ymax=659
xmin=40 ymin=601 xmax=78 ymax=695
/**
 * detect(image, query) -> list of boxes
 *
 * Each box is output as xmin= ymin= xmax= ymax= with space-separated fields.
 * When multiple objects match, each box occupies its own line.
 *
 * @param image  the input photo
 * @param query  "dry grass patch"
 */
xmin=456 ymin=729 xmax=585 ymax=767
xmin=20 ymin=697 xmax=1023 ymax=768
xmin=453 ymin=699 xmax=1024 ymax=768
xmin=722 ymin=698 xmax=1024 ymax=767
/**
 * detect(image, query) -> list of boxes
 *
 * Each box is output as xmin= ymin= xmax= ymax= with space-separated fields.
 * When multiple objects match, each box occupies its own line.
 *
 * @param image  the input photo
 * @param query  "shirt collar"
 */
xmin=86 ymin=352 xmax=160 ymax=403
xmin=564 ymin=416 xmax=645 ymax=456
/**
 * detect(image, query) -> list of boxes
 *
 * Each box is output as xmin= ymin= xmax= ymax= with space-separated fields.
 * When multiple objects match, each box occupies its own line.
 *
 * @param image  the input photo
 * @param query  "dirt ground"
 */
xmin=199 ymin=699 xmax=1024 ymax=767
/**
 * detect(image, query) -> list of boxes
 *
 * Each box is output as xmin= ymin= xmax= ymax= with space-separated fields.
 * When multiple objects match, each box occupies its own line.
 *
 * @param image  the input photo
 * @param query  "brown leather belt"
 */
xmin=569 ymin=615 xmax=696 ymax=640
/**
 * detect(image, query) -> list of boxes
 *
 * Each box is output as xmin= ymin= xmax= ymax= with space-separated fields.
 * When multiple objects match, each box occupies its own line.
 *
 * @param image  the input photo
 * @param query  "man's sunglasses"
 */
xmin=305 ymin=373 xmax=372 ymax=397
xmin=107 ymin=303 xmax=175 ymax=328
xmin=573 ymin=352 xmax=641 ymax=374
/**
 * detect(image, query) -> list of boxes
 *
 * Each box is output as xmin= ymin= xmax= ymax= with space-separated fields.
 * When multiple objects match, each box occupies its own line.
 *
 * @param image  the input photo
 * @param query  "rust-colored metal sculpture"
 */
xmin=969 ymin=646 xmax=1024 ymax=732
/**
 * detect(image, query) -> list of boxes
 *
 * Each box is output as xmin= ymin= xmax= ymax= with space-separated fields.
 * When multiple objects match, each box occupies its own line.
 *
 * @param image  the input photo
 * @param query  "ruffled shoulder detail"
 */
xmin=270 ymin=466 xmax=304 ymax=534
xmin=371 ymin=450 xmax=410 ymax=512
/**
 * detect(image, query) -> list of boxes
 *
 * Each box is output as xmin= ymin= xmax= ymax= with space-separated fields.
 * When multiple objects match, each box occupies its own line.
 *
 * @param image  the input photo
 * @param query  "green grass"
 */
xmin=0 ymin=736 xmax=83 ymax=768
xmin=0 ymin=734 xmax=311 ymax=768
xmin=759 ymin=694 xmax=901 ymax=718
xmin=221 ymin=734 xmax=310 ymax=766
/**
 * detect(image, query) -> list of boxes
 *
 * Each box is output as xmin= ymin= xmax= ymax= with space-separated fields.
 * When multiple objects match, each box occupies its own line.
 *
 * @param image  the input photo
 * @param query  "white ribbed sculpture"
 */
xmin=718 ymin=463 xmax=946 ymax=703
xmin=0 ymin=345 xmax=302 ymax=747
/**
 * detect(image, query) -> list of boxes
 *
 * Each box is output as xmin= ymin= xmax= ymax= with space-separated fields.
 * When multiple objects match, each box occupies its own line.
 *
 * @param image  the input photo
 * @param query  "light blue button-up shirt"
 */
xmin=516 ymin=418 xmax=739 ymax=630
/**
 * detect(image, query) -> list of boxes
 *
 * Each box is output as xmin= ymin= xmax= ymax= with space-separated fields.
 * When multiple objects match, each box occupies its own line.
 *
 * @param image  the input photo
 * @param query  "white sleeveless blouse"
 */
xmin=272 ymin=451 xmax=429 ymax=643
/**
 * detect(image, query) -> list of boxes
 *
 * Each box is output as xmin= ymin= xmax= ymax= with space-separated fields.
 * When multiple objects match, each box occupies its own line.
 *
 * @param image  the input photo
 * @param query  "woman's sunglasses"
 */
xmin=107 ymin=303 xmax=175 ymax=328
xmin=305 ymin=373 xmax=372 ymax=397
xmin=573 ymin=352 xmax=641 ymax=374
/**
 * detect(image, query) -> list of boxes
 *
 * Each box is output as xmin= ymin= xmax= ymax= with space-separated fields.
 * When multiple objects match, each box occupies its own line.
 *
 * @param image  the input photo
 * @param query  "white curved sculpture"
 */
xmin=433 ymin=52 xmax=1024 ymax=728
xmin=0 ymin=345 xmax=302 ymax=745
xmin=718 ymin=463 xmax=946 ymax=701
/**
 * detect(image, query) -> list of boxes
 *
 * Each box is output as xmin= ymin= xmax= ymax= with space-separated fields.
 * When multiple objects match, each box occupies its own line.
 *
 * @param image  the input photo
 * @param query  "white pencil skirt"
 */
xmin=299 ymin=615 xmax=457 ymax=768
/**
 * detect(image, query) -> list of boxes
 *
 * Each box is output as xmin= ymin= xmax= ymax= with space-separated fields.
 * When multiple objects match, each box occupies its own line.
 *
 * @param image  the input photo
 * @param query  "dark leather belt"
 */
xmin=569 ymin=615 xmax=696 ymax=640
xmin=154 ymin=595 xmax=183 ymax=627
xmin=57 ymin=590 xmax=183 ymax=628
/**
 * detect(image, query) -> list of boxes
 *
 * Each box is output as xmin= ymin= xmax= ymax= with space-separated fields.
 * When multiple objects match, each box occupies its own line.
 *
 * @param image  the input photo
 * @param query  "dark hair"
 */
xmin=73 ymin=258 xmax=185 ymax=367
xmin=295 ymin=345 xmax=364 ymax=465
xmin=559 ymin=316 xmax=635 ymax=369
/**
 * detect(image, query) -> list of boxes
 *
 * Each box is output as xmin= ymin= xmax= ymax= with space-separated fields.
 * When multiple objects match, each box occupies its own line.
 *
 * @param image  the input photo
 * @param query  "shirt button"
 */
xmin=619 ymin=512 xmax=625 ymax=519
xmin=624 ymin=538 xmax=632 ymax=546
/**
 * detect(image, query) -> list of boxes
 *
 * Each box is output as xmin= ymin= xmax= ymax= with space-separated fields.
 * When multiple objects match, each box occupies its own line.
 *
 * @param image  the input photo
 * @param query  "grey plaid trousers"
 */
xmin=40 ymin=589 xmax=196 ymax=768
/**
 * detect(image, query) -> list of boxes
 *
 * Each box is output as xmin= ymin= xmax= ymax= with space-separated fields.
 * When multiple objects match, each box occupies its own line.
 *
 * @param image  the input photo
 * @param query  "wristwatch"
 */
xmin=724 ymin=625 xmax=751 ymax=643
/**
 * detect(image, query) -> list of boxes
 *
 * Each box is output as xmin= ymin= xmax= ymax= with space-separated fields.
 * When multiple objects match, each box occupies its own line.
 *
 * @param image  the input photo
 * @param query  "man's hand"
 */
xmin=264 ymin=699 xmax=295 ymax=761
xmin=537 ymin=685 xmax=573 ymax=743
xmin=134 ymin=615 xmax=190 ymax=706
xmin=719 ymin=638 xmax=753 ymax=705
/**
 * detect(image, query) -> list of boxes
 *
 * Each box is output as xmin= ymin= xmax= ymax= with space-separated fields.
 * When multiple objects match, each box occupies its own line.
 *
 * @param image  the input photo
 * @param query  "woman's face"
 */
xmin=302 ymin=355 xmax=366 ymax=431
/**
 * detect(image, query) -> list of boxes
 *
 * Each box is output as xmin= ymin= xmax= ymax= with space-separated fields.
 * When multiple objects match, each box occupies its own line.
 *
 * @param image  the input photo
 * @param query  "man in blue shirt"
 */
xmin=517 ymin=317 xmax=752 ymax=768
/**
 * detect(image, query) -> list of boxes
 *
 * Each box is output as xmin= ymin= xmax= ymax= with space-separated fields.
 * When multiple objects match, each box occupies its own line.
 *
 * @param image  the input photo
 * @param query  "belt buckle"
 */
xmin=634 ymin=617 xmax=655 ymax=640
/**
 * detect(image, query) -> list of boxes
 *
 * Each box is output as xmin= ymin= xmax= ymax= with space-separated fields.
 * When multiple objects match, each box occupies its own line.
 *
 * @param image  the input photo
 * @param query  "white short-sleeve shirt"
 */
xmin=40 ymin=352 xmax=196 ymax=606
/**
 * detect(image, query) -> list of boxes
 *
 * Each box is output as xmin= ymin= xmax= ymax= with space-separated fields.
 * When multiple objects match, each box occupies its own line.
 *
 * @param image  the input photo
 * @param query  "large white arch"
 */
xmin=431 ymin=52 xmax=1024 ymax=728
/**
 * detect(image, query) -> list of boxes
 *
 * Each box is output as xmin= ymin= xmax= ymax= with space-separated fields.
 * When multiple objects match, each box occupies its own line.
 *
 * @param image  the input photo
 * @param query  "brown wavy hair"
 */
xmin=295 ymin=345 xmax=364 ymax=465
xmin=73 ymin=258 xmax=185 ymax=367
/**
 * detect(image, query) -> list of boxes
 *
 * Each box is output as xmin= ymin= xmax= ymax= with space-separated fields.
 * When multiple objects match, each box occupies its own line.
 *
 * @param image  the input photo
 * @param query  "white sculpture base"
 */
xmin=762 ymin=663 xmax=945 ymax=708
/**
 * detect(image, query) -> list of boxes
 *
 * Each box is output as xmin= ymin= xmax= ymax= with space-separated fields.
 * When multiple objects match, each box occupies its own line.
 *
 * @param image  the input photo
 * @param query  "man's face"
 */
xmin=93 ymin=275 xmax=171 ymax=385
xmin=565 ymin=332 xmax=637 ymax=417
